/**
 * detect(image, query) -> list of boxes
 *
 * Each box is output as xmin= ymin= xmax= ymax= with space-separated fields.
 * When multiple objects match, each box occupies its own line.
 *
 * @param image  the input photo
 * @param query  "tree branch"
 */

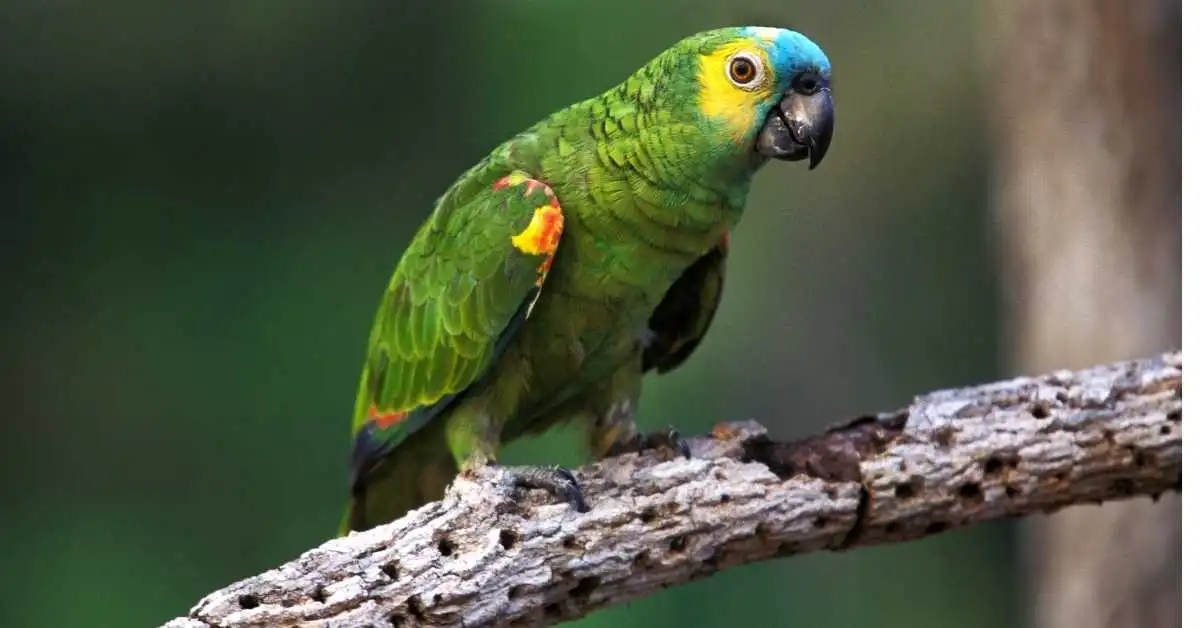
xmin=162 ymin=351 xmax=1183 ymax=628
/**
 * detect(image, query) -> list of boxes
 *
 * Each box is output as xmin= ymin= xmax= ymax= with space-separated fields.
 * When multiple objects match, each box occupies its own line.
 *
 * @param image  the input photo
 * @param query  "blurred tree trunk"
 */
xmin=987 ymin=1 xmax=1181 ymax=628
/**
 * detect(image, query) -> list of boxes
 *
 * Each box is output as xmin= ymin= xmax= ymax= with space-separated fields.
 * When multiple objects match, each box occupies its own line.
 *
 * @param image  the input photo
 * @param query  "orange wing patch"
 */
xmin=493 ymin=173 xmax=565 ymax=287
xmin=367 ymin=404 xmax=409 ymax=429
xmin=512 ymin=205 xmax=564 ymax=256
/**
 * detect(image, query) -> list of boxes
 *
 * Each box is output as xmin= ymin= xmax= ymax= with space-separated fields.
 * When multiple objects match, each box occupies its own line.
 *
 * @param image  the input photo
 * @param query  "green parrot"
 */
xmin=340 ymin=25 xmax=834 ymax=534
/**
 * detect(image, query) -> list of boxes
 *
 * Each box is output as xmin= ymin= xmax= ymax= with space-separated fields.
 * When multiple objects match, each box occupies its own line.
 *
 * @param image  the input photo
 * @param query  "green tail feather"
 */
xmin=338 ymin=426 xmax=460 ymax=536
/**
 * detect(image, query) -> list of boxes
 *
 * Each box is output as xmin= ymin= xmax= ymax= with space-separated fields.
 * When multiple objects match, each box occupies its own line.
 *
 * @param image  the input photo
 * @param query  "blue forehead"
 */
xmin=741 ymin=26 xmax=831 ymax=78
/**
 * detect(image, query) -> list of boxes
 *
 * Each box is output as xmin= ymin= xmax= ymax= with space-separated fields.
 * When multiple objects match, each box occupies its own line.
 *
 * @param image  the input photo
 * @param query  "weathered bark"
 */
xmin=988 ymin=1 xmax=1182 ymax=627
xmin=161 ymin=352 xmax=1181 ymax=628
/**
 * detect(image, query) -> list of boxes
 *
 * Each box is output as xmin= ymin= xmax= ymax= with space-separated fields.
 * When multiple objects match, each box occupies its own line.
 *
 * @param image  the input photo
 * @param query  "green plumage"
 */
xmin=341 ymin=26 xmax=834 ymax=533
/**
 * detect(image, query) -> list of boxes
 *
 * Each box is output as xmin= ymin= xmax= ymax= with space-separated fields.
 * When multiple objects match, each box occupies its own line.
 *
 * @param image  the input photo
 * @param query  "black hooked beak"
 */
xmin=755 ymin=73 xmax=834 ymax=169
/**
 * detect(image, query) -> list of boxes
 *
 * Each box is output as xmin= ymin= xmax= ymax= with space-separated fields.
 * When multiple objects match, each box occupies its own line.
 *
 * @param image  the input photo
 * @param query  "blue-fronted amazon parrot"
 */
xmin=341 ymin=26 xmax=834 ymax=533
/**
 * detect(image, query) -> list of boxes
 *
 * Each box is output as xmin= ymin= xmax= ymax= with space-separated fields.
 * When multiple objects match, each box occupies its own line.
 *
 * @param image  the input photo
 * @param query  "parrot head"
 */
xmin=663 ymin=26 xmax=835 ymax=171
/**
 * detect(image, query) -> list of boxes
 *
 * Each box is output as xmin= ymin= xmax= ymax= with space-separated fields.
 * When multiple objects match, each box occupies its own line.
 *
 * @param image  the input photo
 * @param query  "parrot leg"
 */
xmin=586 ymin=362 xmax=692 ymax=461
xmin=447 ymin=393 xmax=589 ymax=513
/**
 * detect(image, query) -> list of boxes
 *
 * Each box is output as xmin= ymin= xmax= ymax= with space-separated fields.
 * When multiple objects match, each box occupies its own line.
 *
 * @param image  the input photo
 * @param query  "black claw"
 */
xmin=669 ymin=429 xmax=692 ymax=459
xmin=504 ymin=465 xmax=590 ymax=513
xmin=657 ymin=427 xmax=691 ymax=459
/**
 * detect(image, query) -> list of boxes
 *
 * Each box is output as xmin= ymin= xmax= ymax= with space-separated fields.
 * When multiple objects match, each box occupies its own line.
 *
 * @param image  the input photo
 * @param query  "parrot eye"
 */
xmin=726 ymin=52 xmax=765 ymax=89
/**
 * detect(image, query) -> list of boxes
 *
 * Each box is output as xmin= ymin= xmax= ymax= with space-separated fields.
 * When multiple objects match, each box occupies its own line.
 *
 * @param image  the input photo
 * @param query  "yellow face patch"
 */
xmin=697 ymin=39 xmax=775 ymax=140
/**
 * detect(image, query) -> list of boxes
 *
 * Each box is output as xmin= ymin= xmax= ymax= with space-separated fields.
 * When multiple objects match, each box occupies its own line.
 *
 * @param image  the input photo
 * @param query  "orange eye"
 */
xmin=726 ymin=53 xmax=764 ymax=89
xmin=729 ymin=57 xmax=756 ymax=84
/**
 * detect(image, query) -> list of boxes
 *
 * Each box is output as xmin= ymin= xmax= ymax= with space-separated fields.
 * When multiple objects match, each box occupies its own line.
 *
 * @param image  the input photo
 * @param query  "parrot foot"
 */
xmin=497 ymin=464 xmax=590 ymax=513
xmin=605 ymin=426 xmax=691 ymax=460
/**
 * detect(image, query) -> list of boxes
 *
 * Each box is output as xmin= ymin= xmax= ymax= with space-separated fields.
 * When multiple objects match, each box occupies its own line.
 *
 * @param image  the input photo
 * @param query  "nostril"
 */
xmin=793 ymin=71 xmax=822 ymax=95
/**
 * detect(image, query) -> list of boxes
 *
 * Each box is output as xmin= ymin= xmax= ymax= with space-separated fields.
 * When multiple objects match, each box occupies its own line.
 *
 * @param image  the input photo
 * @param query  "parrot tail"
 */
xmin=338 ymin=430 xmax=461 ymax=536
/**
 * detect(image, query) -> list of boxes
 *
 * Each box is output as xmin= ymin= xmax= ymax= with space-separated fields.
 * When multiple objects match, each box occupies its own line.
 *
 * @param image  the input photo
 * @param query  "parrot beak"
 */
xmin=755 ymin=79 xmax=834 ymax=170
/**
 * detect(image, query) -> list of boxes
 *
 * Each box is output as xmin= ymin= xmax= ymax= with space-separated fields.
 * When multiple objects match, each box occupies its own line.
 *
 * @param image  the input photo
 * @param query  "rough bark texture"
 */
xmin=161 ymin=352 xmax=1182 ymax=628
xmin=987 ymin=1 xmax=1182 ymax=627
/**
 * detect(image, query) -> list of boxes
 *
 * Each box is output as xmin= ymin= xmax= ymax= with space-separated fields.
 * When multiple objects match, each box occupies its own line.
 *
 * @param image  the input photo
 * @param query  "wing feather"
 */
xmin=642 ymin=234 xmax=729 ymax=374
xmin=348 ymin=171 xmax=565 ymax=484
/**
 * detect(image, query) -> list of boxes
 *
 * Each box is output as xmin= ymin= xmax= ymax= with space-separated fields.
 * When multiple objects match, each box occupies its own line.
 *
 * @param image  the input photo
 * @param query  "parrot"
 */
xmin=339 ymin=25 xmax=834 ymax=534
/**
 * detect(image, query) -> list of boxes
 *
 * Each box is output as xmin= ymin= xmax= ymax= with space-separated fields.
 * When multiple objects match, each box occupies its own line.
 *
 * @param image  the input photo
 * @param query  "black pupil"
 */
xmin=734 ymin=59 xmax=753 ymax=81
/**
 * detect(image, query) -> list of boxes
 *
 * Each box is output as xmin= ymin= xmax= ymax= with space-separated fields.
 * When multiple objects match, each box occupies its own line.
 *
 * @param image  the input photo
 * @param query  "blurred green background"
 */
xmin=1 ymin=1 xmax=1014 ymax=626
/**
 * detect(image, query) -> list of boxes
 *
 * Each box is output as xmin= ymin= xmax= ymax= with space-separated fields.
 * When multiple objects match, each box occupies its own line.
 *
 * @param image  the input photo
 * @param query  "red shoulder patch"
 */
xmin=367 ymin=404 xmax=409 ymax=429
xmin=491 ymin=174 xmax=520 ymax=191
xmin=492 ymin=173 xmax=562 ymax=210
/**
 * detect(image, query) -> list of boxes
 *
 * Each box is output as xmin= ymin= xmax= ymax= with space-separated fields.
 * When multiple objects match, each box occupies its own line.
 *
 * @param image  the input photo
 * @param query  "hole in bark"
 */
xmin=506 ymin=583 xmax=535 ymax=600
xmin=895 ymin=481 xmax=917 ymax=499
xmin=437 ymin=537 xmax=455 ymax=557
xmin=237 ymin=594 xmax=259 ymax=610
xmin=310 ymin=586 xmax=327 ymax=603
xmin=1167 ymin=410 xmax=1181 ymax=422
xmin=432 ymin=594 xmax=443 ymax=605
xmin=984 ymin=453 xmax=1021 ymax=476
xmin=934 ymin=425 xmax=955 ymax=447
xmin=381 ymin=563 xmax=399 ymax=580
xmin=562 ymin=535 xmax=578 ymax=549
xmin=544 ymin=602 xmax=563 ymax=619
xmin=406 ymin=596 xmax=425 ymax=621
xmin=983 ymin=457 xmax=1003 ymax=475
xmin=1055 ymin=391 xmax=1069 ymax=403
xmin=1133 ymin=451 xmax=1149 ymax=467
xmin=824 ymin=486 xmax=838 ymax=499
xmin=958 ymin=482 xmax=982 ymax=503
xmin=1030 ymin=403 xmax=1050 ymax=419
xmin=1005 ymin=485 xmax=1020 ymax=498
xmin=499 ymin=529 xmax=518 ymax=550
xmin=1054 ymin=472 xmax=1068 ymax=482
xmin=739 ymin=436 xmax=797 ymax=479
xmin=569 ymin=576 xmax=600 ymax=600
xmin=668 ymin=534 xmax=689 ymax=552
xmin=754 ymin=522 xmax=769 ymax=538
xmin=1160 ymin=424 xmax=1172 ymax=435
xmin=719 ymin=493 xmax=730 ymax=503
xmin=639 ymin=506 xmax=657 ymax=523
xmin=1103 ymin=430 xmax=1116 ymax=444
xmin=925 ymin=521 xmax=948 ymax=535
xmin=813 ymin=516 xmax=827 ymax=529
xmin=633 ymin=551 xmax=652 ymax=568
xmin=389 ymin=614 xmax=403 ymax=627
xmin=884 ymin=522 xmax=901 ymax=535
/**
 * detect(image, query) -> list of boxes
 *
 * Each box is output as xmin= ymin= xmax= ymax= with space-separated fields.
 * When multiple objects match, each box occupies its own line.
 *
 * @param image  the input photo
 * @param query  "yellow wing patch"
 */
xmin=495 ymin=172 xmax=565 ymax=290
xmin=697 ymin=39 xmax=775 ymax=140
xmin=512 ymin=204 xmax=564 ymax=256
